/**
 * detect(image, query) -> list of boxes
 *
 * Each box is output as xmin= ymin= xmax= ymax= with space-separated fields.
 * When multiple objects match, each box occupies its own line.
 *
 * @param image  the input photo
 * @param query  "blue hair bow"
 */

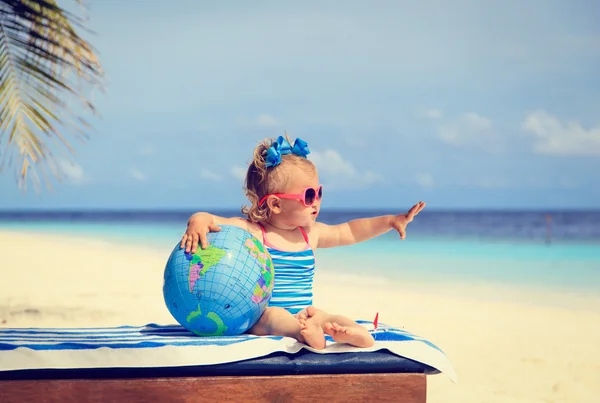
xmin=265 ymin=136 xmax=310 ymax=168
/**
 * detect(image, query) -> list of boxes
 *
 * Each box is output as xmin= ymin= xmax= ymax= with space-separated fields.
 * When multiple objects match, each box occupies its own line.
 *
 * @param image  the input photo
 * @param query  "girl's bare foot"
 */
xmin=297 ymin=306 xmax=321 ymax=322
xmin=298 ymin=317 xmax=326 ymax=350
xmin=323 ymin=322 xmax=375 ymax=348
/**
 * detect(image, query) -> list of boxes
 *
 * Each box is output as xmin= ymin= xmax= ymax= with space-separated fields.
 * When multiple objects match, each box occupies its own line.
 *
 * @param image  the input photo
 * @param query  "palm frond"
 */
xmin=0 ymin=0 xmax=104 ymax=191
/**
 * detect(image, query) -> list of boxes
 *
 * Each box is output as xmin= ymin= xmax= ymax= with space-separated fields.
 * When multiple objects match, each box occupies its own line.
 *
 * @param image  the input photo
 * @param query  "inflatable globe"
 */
xmin=163 ymin=225 xmax=274 ymax=336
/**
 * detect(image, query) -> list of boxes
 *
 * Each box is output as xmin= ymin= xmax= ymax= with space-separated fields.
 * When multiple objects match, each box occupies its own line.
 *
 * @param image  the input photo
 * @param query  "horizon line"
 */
xmin=1 ymin=207 xmax=599 ymax=213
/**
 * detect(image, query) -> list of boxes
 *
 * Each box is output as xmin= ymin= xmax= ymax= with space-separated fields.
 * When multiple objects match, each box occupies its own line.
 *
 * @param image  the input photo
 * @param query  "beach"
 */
xmin=1 ymin=230 xmax=600 ymax=402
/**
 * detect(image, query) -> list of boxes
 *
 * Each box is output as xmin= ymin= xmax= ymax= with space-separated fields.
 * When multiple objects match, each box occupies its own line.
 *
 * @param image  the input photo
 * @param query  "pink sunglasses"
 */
xmin=259 ymin=185 xmax=323 ymax=207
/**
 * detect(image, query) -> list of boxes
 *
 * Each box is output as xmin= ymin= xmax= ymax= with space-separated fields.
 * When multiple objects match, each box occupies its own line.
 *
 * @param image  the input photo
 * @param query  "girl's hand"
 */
xmin=390 ymin=201 xmax=426 ymax=240
xmin=180 ymin=214 xmax=221 ymax=253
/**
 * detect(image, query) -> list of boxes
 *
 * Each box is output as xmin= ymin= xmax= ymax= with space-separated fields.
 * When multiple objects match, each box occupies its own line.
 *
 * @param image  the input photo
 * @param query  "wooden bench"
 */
xmin=0 ymin=350 xmax=431 ymax=402
xmin=0 ymin=373 xmax=426 ymax=403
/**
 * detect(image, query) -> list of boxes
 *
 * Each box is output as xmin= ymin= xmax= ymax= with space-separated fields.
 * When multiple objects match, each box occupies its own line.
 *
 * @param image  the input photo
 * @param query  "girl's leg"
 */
xmin=300 ymin=306 xmax=375 ymax=348
xmin=247 ymin=307 xmax=326 ymax=350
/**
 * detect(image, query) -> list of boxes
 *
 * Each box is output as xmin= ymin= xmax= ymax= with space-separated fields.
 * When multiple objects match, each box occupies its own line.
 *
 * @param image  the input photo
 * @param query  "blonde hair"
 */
xmin=241 ymin=133 xmax=315 ymax=222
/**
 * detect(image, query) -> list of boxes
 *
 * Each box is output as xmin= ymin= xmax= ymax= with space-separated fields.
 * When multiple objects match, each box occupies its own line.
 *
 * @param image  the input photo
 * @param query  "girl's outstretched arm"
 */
xmin=314 ymin=201 xmax=426 ymax=248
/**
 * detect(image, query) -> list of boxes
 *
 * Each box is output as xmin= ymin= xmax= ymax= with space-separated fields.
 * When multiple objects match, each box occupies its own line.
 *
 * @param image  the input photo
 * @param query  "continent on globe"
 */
xmin=185 ymin=246 xmax=227 ymax=292
xmin=187 ymin=304 xmax=228 ymax=337
xmin=244 ymin=238 xmax=275 ymax=304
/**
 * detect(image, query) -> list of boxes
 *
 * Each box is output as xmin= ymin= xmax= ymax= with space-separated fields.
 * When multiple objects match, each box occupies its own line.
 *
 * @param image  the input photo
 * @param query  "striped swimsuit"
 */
xmin=259 ymin=224 xmax=315 ymax=315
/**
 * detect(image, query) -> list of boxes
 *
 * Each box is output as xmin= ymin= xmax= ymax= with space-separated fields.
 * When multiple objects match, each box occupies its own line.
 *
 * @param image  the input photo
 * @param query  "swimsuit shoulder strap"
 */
xmin=298 ymin=226 xmax=310 ymax=246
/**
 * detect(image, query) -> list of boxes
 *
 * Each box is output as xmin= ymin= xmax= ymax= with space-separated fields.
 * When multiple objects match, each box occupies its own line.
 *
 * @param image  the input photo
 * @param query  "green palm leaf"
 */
xmin=0 ymin=0 xmax=103 ymax=191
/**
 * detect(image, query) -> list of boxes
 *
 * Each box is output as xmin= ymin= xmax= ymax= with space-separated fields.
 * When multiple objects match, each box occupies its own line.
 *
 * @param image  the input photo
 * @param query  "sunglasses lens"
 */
xmin=305 ymin=188 xmax=316 ymax=205
xmin=318 ymin=186 xmax=323 ymax=199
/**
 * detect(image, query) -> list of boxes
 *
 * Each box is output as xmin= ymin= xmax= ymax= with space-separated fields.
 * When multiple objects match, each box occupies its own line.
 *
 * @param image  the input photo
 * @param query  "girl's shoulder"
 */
xmin=245 ymin=220 xmax=263 ymax=240
xmin=214 ymin=216 xmax=263 ymax=240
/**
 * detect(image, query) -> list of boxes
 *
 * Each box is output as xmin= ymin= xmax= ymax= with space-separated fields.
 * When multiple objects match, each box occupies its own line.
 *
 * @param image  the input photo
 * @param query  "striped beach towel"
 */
xmin=0 ymin=320 xmax=457 ymax=382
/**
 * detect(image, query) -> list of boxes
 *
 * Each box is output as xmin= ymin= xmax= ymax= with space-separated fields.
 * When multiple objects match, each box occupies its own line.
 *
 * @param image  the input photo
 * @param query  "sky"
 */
xmin=1 ymin=0 xmax=600 ymax=210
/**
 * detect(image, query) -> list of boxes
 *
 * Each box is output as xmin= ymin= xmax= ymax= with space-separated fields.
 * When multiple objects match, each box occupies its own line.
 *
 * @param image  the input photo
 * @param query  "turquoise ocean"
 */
xmin=1 ymin=209 xmax=599 ymax=299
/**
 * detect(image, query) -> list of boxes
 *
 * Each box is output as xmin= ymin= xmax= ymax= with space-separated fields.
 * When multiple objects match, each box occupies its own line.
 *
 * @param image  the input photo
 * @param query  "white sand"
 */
xmin=1 ymin=230 xmax=599 ymax=403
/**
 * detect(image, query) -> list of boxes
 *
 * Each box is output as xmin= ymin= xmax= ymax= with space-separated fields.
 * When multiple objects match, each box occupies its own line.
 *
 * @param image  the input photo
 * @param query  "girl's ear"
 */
xmin=267 ymin=197 xmax=282 ymax=215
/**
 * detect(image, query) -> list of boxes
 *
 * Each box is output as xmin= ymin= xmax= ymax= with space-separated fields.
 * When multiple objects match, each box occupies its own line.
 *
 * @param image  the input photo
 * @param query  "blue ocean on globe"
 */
xmin=162 ymin=225 xmax=275 ymax=336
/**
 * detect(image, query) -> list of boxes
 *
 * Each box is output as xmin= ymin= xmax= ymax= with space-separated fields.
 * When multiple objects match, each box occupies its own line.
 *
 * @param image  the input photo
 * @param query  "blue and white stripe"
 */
xmin=266 ymin=248 xmax=315 ymax=314
xmin=0 ymin=322 xmax=457 ymax=382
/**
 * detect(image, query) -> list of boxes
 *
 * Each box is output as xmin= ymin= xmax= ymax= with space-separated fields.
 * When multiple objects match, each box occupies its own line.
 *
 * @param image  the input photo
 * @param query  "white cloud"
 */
xmin=131 ymin=168 xmax=146 ymax=181
xmin=311 ymin=150 xmax=354 ymax=176
xmin=255 ymin=114 xmax=279 ymax=128
xmin=200 ymin=169 xmax=221 ymax=182
xmin=438 ymin=113 xmax=492 ymax=142
xmin=57 ymin=159 xmax=87 ymax=185
xmin=522 ymin=110 xmax=600 ymax=156
xmin=230 ymin=166 xmax=247 ymax=181
xmin=417 ymin=108 xmax=443 ymax=119
xmin=437 ymin=112 xmax=500 ymax=152
xmin=416 ymin=172 xmax=434 ymax=188
xmin=310 ymin=149 xmax=382 ymax=188
xmin=237 ymin=113 xmax=281 ymax=131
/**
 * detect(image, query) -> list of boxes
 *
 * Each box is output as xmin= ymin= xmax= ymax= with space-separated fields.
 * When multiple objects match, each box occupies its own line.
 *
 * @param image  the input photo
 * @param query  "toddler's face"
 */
xmin=277 ymin=165 xmax=321 ymax=227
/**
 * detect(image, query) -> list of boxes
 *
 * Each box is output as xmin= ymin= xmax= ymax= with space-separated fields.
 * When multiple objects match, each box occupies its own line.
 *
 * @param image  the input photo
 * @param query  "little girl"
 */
xmin=180 ymin=135 xmax=425 ymax=350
